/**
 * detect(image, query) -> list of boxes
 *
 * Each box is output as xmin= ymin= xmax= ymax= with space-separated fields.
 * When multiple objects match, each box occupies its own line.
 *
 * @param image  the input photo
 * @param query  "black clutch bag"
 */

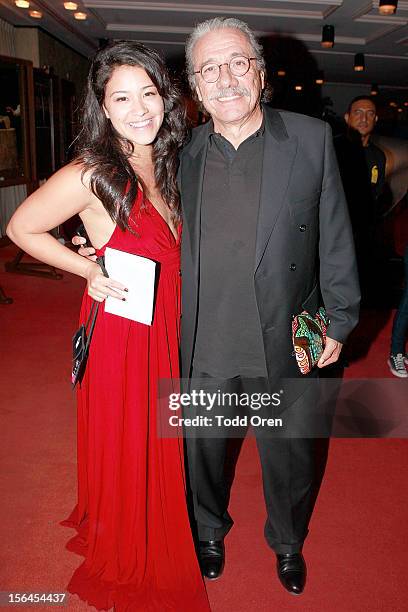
xmin=71 ymin=255 xmax=108 ymax=389
xmin=71 ymin=300 xmax=99 ymax=388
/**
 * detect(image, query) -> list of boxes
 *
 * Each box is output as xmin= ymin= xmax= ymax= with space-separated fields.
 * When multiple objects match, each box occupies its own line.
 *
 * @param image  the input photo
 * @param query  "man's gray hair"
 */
xmin=185 ymin=17 xmax=266 ymax=91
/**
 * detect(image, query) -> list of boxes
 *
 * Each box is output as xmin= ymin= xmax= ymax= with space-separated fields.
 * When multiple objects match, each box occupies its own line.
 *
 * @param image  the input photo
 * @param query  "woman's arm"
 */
xmin=6 ymin=163 xmax=127 ymax=301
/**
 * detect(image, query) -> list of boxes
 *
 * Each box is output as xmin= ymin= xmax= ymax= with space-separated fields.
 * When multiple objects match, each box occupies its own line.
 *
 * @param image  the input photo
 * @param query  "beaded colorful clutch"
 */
xmin=292 ymin=307 xmax=329 ymax=375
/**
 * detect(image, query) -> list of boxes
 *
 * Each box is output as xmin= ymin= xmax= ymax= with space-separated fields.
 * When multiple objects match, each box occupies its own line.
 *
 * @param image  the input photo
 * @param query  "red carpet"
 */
xmin=1 ymin=242 xmax=407 ymax=612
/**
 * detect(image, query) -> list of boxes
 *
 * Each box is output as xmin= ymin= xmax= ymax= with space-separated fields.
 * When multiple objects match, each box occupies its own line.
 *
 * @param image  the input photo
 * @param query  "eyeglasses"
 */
xmin=194 ymin=56 xmax=257 ymax=83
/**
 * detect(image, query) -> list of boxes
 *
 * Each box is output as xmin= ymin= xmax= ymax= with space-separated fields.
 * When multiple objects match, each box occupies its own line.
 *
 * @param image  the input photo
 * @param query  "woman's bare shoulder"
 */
xmin=51 ymin=160 xmax=91 ymax=187
xmin=39 ymin=160 xmax=98 ymax=202
xmin=18 ymin=161 xmax=98 ymax=217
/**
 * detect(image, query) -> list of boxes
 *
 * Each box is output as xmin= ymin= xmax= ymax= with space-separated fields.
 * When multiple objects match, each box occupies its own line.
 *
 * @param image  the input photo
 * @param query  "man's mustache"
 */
xmin=209 ymin=87 xmax=250 ymax=100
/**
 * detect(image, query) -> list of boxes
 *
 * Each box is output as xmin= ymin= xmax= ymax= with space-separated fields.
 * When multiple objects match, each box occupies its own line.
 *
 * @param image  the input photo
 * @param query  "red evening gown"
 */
xmin=62 ymin=191 xmax=210 ymax=611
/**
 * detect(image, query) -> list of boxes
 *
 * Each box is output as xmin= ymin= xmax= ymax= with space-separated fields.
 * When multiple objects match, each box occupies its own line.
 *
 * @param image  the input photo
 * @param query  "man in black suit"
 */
xmin=179 ymin=17 xmax=360 ymax=594
xmin=334 ymin=96 xmax=386 ymax=304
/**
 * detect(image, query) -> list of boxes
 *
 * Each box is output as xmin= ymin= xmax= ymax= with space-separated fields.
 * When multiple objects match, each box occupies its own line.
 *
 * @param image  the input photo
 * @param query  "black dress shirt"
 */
xmin=193 ymin=120 xmax=268 ymax=378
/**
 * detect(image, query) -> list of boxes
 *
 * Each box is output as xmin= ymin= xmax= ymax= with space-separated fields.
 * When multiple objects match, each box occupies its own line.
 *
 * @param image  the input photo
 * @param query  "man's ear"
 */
xmin=260 ymin=71 xmax=265 ymax=90
xmin=103 ymin=104 xmax=109 ymax=119
xmin=344 ymin=113 xmax=349 ymax=125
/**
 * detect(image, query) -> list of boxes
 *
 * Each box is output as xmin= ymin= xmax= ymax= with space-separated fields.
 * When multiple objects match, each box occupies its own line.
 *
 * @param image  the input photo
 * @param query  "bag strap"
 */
xmin=84 ymin=301 xmax=99 ymax=352
xmin=83 ymin=255 xmax=109 ymax=353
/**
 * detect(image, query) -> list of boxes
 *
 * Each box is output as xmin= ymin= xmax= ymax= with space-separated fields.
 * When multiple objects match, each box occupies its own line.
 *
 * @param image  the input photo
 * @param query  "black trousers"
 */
xmin=184 ymin=371 xmax=330 ymax=555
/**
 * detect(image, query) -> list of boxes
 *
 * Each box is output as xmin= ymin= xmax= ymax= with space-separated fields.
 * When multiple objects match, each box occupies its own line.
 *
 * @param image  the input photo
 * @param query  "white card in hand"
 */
xmin=104 ymin=247 xmax=156 ymax=325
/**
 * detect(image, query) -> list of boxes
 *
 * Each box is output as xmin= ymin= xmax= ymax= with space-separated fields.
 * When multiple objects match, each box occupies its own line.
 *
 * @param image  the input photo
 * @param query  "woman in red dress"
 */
xmin=7 ymin=42 xmax=209 ymax=611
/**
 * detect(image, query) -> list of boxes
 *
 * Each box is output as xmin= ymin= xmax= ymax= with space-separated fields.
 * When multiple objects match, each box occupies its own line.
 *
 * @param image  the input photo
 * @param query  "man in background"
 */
xmin=334 ymin=96 xmax=386 ymax=303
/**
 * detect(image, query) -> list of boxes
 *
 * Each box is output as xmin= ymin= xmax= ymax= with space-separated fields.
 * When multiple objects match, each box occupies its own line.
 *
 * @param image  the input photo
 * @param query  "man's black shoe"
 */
xmin=276 ymin=552 xmax=306 ymax=595
xmin=198 ymin=540 xmax=225 ymax=580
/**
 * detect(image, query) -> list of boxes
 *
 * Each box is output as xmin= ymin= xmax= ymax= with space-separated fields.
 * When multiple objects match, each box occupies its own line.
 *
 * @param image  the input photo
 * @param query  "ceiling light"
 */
xmin=321 ymin=25 xmax=335 ymax=48
xmin=354 ymin=53 xmax=365 ymax=72
xmin=371 ymin=83 xmax=379 ymax=95
xmin=404 ymin=102 xmax=408 ymax=107
xmin=74 ymin=11 xmax=87 ymax=20
xmin=389 ymin=101 xmax=397 ymax=107
xmin=295 ymin=85 xmax=303 ymax=91
xmin=15 ymin=1 xmax=30 ymax=8
xmin=29 ymin=9 xmax=42 ymax=18
xmin=64 ymin=2 xmax=78 ymax=9
xmin=277 ymin=70 xmax=286 ymax=77
xmin=379 ymin=1 xmax=398 ymax=15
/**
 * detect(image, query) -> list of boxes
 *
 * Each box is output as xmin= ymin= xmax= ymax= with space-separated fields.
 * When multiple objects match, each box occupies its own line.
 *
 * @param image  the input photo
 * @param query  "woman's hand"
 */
xmin=85 ymin=261 xmax=128 ymax=302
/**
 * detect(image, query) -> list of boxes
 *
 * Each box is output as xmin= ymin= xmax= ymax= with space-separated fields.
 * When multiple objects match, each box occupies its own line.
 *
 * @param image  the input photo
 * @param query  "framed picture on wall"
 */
xmin=0 ymin=55 xmax=36 ymax=188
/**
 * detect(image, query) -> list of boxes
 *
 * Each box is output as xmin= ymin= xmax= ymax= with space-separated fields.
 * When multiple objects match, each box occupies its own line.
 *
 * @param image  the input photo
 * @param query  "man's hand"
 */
xmin=72 ymin=235 xmax=97 ymax=262
xmin=317 ymin=336 xmax=343 ymax=368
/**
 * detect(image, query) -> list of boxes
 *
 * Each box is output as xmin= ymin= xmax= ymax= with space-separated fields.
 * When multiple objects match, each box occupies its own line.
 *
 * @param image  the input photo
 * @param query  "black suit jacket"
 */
xmin=178 ymin=105 xmax=360 ymax=382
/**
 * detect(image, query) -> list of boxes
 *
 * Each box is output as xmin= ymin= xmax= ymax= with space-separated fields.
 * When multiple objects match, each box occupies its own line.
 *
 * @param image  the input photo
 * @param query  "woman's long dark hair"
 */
xmin=74 ymin=41 xmax=187 ymax=230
